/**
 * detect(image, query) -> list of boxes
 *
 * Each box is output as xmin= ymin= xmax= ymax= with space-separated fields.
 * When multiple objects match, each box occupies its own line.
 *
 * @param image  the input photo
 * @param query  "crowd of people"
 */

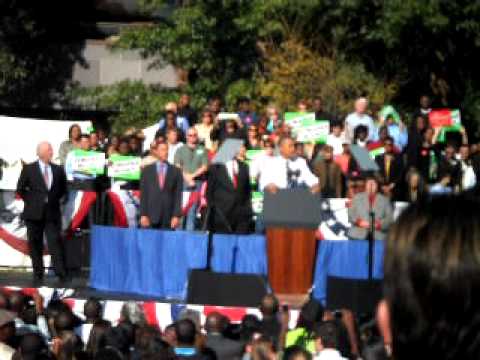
xmin=1 ymin=194 xmax=480 ymax=360
xmin=0 ymin=289 xmax=357 ymax=360
xmin=55 ymin=94 xmax=480 ymax=233
xmin=9 ymin=93 xmax=480 ymax=359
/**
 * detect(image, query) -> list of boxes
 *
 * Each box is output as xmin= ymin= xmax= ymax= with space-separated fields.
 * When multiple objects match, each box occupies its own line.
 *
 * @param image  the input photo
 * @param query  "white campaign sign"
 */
xmin=295 ymin=122 xmax=330 ymax=142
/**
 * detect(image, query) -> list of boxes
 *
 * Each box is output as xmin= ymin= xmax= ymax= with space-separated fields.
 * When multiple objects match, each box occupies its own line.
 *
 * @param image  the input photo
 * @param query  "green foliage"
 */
xmin=0 ymin=0 xmax=90 ymax=107
xmin=66 ymin=81 xmax=178 ymax=134
xmin=2 ymin=0 xmax=480 ymax=133
xmin=258 ymin=39 xmax=397 ymax=116
xmin=114 ymin=0 xmax=262 ymax=98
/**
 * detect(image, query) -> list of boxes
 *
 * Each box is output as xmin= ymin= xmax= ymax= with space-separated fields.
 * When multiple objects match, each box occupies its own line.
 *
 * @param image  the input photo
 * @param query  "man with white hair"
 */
xmin=16 ymin=141 xmax=68 ymax=286
xmin=345 ymin=97 xmax=376 ymax=142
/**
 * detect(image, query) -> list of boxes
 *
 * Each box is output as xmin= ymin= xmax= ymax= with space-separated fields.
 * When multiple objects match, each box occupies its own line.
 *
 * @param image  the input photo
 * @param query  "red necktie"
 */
xmin=232 ymin=162 xmax=238 ymax=189
xmin=368 ymin=194 xmax=376 ymax=209
xmin=158 ymin=164 xmax=166 ymax=190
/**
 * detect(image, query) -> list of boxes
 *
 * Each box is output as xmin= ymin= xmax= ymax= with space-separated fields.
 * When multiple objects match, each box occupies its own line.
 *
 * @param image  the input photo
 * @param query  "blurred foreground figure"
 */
xmin=383 ymin=194 xmax=480 ymax=359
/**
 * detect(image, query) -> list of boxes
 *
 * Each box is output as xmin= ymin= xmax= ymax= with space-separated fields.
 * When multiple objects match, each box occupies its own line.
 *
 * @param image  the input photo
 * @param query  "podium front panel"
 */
xmin=266 ymin=227 xmax=317 ymax=294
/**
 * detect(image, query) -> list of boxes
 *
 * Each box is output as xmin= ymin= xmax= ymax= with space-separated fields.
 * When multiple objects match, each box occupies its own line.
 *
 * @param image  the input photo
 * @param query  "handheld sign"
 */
xmin=379 ymin=105 xmax=400 ymax=123
xmin=428 ymin=109 xmax=461 ymax=128
xmin=285 ymin=112 xmax=329 ymax=143
xmin=217 ymin=113 xmax=241 ymax=121
xmin=284 ymin=112 xmax=316 ymax=130
xmin=295 ymin=119 xmax=330 ymax=144
xmin=212 ymin=139 xmax=244 ymax=164
xmin=350 ymin=145 xmax=379 ymax=172
xmin=71 ymin=150 xmax=105 ymax=175
xmin=251 ymin=192 xmax=264 ymax=215
xmin=108 ymin=154 xmax=141 ymax=180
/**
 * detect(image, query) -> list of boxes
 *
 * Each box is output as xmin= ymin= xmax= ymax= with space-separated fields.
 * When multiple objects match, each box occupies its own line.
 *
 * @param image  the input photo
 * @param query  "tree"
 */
xmin=66 ymin=81 xmax=178 ymax=133
xmin=0 ymin=0 xmax=93 ymax=107
xmin=115 ymin=0 xmax=263 ymax=104
xmin=258 ymin=38 xmax=397 ymax=116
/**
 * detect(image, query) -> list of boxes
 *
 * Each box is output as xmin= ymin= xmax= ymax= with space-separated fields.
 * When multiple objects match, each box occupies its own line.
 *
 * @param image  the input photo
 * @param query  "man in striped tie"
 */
xmin=16 ymin=141 xmax=68 ymax=286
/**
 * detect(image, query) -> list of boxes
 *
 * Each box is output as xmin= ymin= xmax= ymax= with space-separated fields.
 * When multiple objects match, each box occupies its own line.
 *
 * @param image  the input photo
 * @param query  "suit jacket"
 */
xmin=347 ymin=192 xmax=393 ymax=241
xmin=375 ymin=154 xmax=404 ymax=185
xmin=206 ymin=160 xmax=252 ymax=224
xmin=312 ymin=159 xmax=343 ymax=198
xmin=139 ymin=162 xmax=183 ymax=226
xmin=205 ymin=333 xmax=244 ymax=360
xmin=16 ymin=161 xmax=67 ymax=221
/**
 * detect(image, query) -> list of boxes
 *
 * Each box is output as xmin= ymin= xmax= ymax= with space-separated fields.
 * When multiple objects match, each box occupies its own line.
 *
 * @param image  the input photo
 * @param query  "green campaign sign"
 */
xmin=437 ymin=124 xmax=463 ymax=143
xmin=284 ymin=112 xmax=316 ymax=129
xmin=294 ymin=119 xmax=330 ymax=144
xmin=71 ymin=150 xmax=105 ymax=175
xmin=246 ymin=150 xmax=265 ymax=185
xmin=251 ymin=191 xmax=264 ymax=215
xmin=285 ymin=113 xmax=329 ymax=143
xmin=379 ymin=105 xmax=400 ymax=123
xmin=108 ymin=154 xmax=141 ymax=180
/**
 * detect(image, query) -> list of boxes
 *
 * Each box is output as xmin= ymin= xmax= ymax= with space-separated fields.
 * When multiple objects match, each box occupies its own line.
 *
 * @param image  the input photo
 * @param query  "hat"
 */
xmin=0 ymin=309 xmax=15 ymax=327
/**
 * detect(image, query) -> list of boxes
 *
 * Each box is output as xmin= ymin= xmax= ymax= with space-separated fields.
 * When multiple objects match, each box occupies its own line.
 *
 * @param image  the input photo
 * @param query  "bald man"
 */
xmin=344 ymin=97 xmax=376 ymax=142
xmin=17 ymin=141 xmax=68 ymax=285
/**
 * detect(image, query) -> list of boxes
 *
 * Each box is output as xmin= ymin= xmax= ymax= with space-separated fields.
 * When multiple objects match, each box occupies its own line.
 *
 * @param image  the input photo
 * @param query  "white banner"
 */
xmin=0 ymin=116 xmax=91 ymax=190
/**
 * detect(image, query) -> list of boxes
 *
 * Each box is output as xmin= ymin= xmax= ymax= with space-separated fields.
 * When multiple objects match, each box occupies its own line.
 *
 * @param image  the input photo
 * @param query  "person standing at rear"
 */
xmin=16 ymin=141 xmax=68 ymax=285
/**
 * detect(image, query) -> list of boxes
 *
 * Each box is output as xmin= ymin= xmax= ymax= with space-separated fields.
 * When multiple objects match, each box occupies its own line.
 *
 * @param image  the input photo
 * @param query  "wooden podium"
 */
xmin=263 ymin=189 xmax=321 ymax=295
xmin=266 ymin=228 xmax=317 ymax=294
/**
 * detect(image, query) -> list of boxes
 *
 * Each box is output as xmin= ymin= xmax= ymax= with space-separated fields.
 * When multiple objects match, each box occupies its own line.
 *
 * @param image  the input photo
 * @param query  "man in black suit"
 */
xmin=16 ymin=141 xmax=68 ymax=285
xmin=375 ymin=136 xmax=404 ymax=200
xmin=205 ymin=312 xmax=244 ymax=360
xmin=207 ymin=144 xmax=253 ymax=234
xmin=139 ymin=141 xmax=183 ymax=229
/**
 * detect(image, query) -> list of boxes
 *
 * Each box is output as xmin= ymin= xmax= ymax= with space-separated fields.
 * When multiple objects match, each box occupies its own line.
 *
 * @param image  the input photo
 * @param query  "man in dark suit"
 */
xmin=375 ymin=136 xmax=404 ymax=200
xmin=16 ymin=141 xmax=68 ymax=285
xmin=139 ymin=141 xmax=183 ymax=229
xmin=206 ymin=145 xmax=253 ymax=234
xmin=205 ymin=312 xmax=244 ymax=360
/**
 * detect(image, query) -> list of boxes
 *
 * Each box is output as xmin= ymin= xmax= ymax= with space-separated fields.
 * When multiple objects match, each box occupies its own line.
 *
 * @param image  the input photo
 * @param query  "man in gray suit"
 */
xmin=348 ymin=176 xmax=393 ymax=240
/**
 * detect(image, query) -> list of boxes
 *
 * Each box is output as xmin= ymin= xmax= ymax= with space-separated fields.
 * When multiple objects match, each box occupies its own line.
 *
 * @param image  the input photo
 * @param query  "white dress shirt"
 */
xmin=38 ymin=160 xmax=52 ymax=189
xmin=225 ymin=159 xmax=239 ymax=182
xmin=313 ymin=349 xmax=348 ymax=360
xmin=259 ymin=155 xmax=318 ymax=191
xmin=326 ymin=133 xmax=346 ymax=156
xmin=345 ymin=112 xmax=376 ymax=141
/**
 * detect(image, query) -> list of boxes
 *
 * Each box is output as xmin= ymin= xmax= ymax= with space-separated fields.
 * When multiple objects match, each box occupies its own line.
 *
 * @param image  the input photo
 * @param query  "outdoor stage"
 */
xmin=0 ymin=228 xmax=385 ymax=312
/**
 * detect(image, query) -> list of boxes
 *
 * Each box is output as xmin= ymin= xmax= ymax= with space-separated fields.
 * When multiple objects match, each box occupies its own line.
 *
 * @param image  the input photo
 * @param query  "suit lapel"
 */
xmin=221 ymin=163 xmax=232 ymax=189
xmin=163 ymin=163 xmax=172 ymax=189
